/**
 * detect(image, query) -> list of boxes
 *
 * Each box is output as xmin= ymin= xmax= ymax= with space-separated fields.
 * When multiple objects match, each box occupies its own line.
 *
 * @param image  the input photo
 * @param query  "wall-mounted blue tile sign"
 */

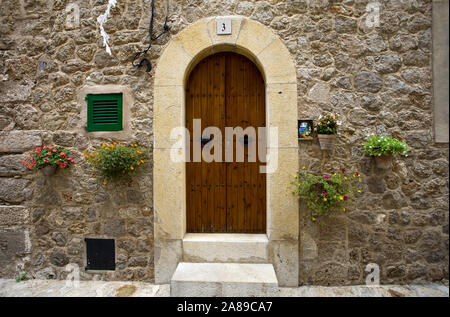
xmin=298 ymin=119 xmax=314 ymax=139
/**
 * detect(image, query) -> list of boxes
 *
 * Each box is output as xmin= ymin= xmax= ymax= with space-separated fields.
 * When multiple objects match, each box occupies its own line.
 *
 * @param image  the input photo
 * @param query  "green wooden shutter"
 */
xmin=85 ymin=93 xmax=123 ymax=131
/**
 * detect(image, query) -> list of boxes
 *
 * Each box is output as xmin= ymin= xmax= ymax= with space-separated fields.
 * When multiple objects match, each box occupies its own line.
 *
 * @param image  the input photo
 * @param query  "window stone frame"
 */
xmin=77 ymin=85 xmax=133 ymax=140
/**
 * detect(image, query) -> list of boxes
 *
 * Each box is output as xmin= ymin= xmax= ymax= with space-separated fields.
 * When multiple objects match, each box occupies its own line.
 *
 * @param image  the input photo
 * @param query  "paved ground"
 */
xmin=0 ymin=279 xmax=448 ymax=297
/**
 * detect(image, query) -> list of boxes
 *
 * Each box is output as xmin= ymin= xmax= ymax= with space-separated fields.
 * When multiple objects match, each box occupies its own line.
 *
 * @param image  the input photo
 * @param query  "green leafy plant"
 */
xmin=15 ymin=272 xmax=29 ymax=282
xmin=85 ymin=141 xmax=149 ymax=184
xmin=292 ymin=167 xmax=362 ymax=220
xmin=315 ymin=113 xmax=339 ymax=135
xmin=22 ymin=145 xmax=74 ymax=170
xmin=363 ymin=135 xmax=409 ymax=156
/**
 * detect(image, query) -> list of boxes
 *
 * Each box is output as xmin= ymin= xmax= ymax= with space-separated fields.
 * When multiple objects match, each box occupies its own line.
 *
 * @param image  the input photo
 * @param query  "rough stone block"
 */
xmin=0 ymin=229 xmax=30 ymax=263
xmin=0 ymin=80 xmax=34 ymax=102
xmin=0 ymin=154 xmax=27 ymax=176
xmin=0 ymin=178 xmax=33 ymax=203
xmin=0 ymin=130 xmax=42 ymax=153
xmin=0 ymin=206 xmax=29 ymax=226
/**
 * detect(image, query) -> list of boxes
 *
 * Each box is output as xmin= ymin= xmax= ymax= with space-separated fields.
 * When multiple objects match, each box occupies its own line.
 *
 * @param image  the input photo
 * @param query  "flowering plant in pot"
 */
xmin=292 ymin=166 xmax=362 ymax=221
xmin=363 ymin=135 xmax=409 ymax=169
xmin=84 ymin=141 xmax=148 ymax=184
xmin=315 ymin=113 xmax=340 ymax=150
xmin=22 ymin=145 xmax=74 ymax=176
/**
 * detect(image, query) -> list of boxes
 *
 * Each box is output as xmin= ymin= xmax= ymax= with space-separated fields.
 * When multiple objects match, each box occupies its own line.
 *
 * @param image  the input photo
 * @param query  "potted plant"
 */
xmin=363 ymin=135 xmax=409 ymax=169
xmin=84 ymin=141 xmax=148 ymax=184
xmin=22 ymin=145 xmax=74 ymax=176
xmin=315 ymin=113 xmax=339 ymax=150
xmin=292 ymin=166 xmax=362 ymax=221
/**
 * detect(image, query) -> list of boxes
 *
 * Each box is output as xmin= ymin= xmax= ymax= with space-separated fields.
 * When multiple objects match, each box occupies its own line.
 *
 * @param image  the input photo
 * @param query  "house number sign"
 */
xmin=216 ymin=19 xmax=231 ymax=35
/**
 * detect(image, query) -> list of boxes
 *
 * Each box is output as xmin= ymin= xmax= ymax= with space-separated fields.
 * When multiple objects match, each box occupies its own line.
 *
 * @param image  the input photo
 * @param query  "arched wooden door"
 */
xmin=186 ymin=52 xmax=266 ymax=233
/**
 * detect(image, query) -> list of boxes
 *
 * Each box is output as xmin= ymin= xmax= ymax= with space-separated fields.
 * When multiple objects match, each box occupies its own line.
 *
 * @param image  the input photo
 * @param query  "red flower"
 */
xmin=44 ymin=158 xmax=49 ymax=163
xmin=323 ymin=192 xmax=327 ymax=196
xmin=68 ymin=158 xmax=74 ymax=163
xmin=342 ymin=168 xmax=347 ymax=173
xmin=57 ymin=160 xmax=61 ymax=164
xmin=60 ymin=163 xmax=67 ymax=168
xmin=27 ymin=164 xmax=32 ymax=169
xmin=324 ymin=175 xmax=330 ymax=180
xmin=344 ymin=196 xmax=348 ymax=201
xmin=47 ymin=152 xmax=51 ymax=155
xmin=22 ymin=159 xmax=27 ymax=165
xmin=52 ymin=148 xmax=57 ymax=152
xmin=43 ymin=145 xmax=47 ymax=149
xmin=60 ymin=152 xmax=66 ymax=158
xmin=354 ymin=172 xmax=360 ymax=176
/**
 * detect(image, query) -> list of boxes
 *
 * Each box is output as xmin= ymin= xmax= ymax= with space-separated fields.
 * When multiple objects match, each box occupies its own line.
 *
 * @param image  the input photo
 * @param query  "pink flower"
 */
xmin=52 ymin=148 xmax=57 ymax=152
xmin=22 ymin=159 xmax=27 ymax=165
xmin=60 ymin=163 xmax=67 ymax=168
xmin=324 ymin=175 xmax=330 ymax=180
xmin=47 ymin=152 xmax=51 ymax=155
xmin=68 ymin=158 xmax=74 ymax=163
xmin=44 ymin=158 xmax=49 ymax=163
xmin=323 ymin=192 xmax=327 ymax=196
xmin=60 ymin=152 xmax=66 ymax=158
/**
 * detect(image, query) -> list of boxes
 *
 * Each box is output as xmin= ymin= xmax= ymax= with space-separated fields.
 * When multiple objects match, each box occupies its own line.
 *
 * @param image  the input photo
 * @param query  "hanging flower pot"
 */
xmin=317 ymin=134 xmax=337 ymax=150
xmin=363 ymin=135 xmax=409 ymax=170
xmin=22 ymin=145 xmax=75 ymax=176
xmin=40 ymin=165 xmax=57 ymax=176
xmin=374 ymin=154 xmax=393 ymax=169
xmin=314 ymin=113 xmax=340 ymax=151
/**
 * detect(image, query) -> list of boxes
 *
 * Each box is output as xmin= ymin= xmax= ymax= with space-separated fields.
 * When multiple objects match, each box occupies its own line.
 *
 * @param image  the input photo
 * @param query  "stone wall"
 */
xmin=0 ymin=0 xmax=448 ymax=285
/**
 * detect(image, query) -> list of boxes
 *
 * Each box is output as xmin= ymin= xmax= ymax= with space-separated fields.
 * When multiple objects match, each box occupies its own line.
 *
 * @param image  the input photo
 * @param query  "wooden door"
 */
xmin=186 ymin=52 xmax=266 ymax=233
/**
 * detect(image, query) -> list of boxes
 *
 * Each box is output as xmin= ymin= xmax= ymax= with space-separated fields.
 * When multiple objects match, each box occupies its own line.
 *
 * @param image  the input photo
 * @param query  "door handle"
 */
xmin=239 ymin=135 xmax=252 ymax=146
xmin=200 ymin=136 xmax=212 ymax=146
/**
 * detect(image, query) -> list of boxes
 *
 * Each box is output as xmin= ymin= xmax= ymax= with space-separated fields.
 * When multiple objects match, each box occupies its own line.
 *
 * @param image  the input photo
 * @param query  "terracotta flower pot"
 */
xmin=317 ymin=134 xmax=336 ymax=150
xmin=41 ymin=165 xmax=57 ymax=176
xmin=374 ymin=154 xmax=393 ymax=169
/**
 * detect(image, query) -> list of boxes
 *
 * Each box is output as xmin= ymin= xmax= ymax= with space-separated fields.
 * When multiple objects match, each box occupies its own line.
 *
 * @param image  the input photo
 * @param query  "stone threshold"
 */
xmin=182 ymin=233 xmax=269 ymax=263
xmin=183 ymin=233 xmax=268 ymax=242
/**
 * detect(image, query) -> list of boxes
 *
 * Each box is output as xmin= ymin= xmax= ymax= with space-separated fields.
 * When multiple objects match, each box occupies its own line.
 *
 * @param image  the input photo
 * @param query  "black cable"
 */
xmin=132 ymin=0 xmax=170 ymax=72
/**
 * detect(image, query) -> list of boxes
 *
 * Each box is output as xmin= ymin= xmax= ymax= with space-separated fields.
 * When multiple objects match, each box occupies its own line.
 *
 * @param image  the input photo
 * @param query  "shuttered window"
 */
xmin=85 ymin=93 xmax=123 ymax=131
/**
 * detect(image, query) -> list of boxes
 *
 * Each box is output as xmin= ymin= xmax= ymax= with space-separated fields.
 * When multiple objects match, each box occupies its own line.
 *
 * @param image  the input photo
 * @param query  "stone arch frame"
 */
xmin=153 ymin=16 xmax=299 ymax=286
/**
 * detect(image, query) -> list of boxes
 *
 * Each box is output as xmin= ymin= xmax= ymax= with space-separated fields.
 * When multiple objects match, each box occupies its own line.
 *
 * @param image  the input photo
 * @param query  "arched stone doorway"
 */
xmin=153 ymin=16 xmax=299 ymax=286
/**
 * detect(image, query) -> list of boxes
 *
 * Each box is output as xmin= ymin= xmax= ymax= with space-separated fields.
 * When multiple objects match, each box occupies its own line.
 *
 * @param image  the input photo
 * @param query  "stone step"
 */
xmin=171 ymin=262 xmax=279 ymax=297
xmin=182 ymin=233 xmax=269 ymax=263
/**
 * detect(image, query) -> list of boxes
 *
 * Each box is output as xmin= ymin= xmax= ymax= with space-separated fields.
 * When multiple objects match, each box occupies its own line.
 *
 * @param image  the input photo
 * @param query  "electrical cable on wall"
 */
xmin=132 ymin=0 xmax=171 ymax=72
